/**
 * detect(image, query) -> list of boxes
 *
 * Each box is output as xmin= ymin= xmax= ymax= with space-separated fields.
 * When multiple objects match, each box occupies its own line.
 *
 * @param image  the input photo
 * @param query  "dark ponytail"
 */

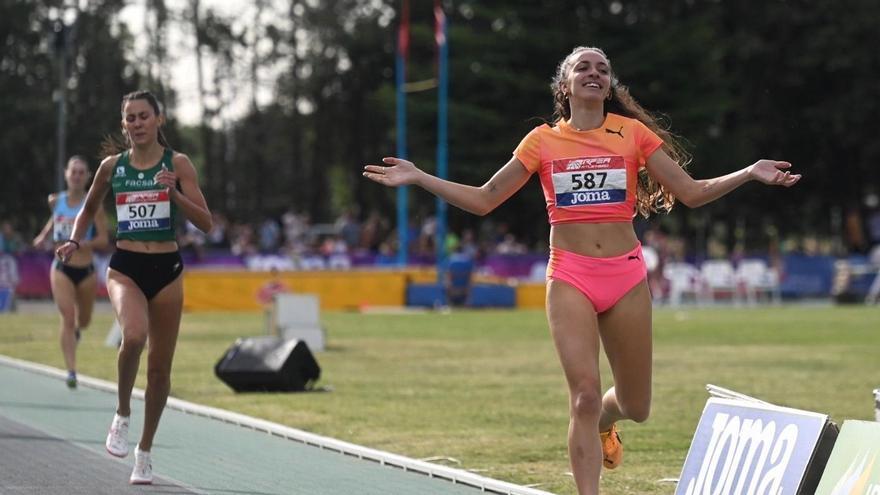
xmin=101 ymin=90 xmax=171 ymax=158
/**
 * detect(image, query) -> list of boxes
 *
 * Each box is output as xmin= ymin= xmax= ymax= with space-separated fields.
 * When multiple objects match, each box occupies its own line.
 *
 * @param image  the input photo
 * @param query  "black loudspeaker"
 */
xmin=214 ymin=336 xmax=320 ymax=392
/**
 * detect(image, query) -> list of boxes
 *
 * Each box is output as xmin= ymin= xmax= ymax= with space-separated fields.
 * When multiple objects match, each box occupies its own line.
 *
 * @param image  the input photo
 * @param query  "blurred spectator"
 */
xmin=0 ymin=253 xmax=18 ymax=312
xmin=320 ymin=235 xmax=348 ymax=256
xmin=405 ymin=218 xmax=420 ymax=256
xmin=478 ymin=219 xmax=500 ymax=253
xmin=459 ymin=229 xmax=479 ymax=259
xmin=0 ymin=253 xmax=19 ymax=288
xmin=282 ymin=210 xmax=308 ymax=246
xmin=258 ymin=217 xmax=281 ymax=253
xmin=493 ymin=221 xmax=512 ymax=245
xmin=179 ymin=220 xmax=206 ymax=260
xmin=418 ymin=214 xmax=437 ymax=256
xmin=374 ymin=241 xmax=397 ymax=266
xmin=447 ymin=247 xmax=474 ymax=306
xmin=665 ymin=235 xmax=687 ymax=262
xmin=495 ymin=233 xmax=527 ymax=255
xmin=0 ymin=221 xmax=24 ymax=254
xmin=444 ymin=230 xmax=460 ymax=255
xmin=231 ymin=222 xmax=257 ymax=256
xmin=706 ymin=236 xmax=728 ymax=260
xmin=844 ymin=204 xmax=867 ymax=254
xmin=641 ymin=228 xmax=668 ymax=300
xmin=865 ymin=193 xmax=880 ymax=248
xmin=360 ymin=210 xmax=391 ymax=251
xmin=256 ymin=267 xmax=291 ymax=306
xmin=335 ymin=209 xmax=362 ymax=251
xmin=802 ymin=236 xmax=821 ymax=256
xmin=207 ymin=212 xmax=230 ymax=249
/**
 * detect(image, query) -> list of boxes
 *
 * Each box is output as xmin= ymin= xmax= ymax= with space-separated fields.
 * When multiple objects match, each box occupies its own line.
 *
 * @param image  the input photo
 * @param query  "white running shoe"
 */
xmin=129 ymin=445 xmax=153 ymax=485
xmin=105 ymin=413 xmax=130 ymax=457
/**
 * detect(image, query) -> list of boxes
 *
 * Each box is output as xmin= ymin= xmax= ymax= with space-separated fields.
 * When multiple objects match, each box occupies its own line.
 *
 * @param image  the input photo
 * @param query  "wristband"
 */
xmin=67 ymin=239 xmax=81 ymax=249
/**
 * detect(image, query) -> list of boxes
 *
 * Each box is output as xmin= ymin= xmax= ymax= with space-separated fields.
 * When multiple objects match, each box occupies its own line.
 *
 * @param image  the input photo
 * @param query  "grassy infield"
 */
xmin=1 ymin=305 xmax=878 ymax=495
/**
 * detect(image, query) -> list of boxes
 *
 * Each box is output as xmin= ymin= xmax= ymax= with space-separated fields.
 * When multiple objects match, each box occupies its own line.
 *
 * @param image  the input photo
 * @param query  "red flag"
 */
xmin=434 ymin=0 xmax=446 ymax=47
xmin=398 ymin=0 xmax=410 ymax=58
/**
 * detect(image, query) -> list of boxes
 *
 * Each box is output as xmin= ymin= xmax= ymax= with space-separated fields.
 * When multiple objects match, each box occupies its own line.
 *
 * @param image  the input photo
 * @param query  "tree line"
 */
xmin=2 ymin=0 xmax=878 ymax=254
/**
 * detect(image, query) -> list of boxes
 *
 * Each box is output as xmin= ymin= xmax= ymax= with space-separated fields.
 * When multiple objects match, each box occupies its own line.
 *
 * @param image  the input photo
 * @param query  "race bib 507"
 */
xmin=115 ymin=190 xmax=171 ymax=233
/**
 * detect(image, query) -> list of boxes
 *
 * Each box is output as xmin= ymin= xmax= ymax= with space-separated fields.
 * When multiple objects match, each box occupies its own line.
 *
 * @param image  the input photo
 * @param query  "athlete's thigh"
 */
xmin=546 ymin=279 xmax=602 ymax=390
xmin=106 ymin=269 xmax=150 ymax=341
xmin=146 ymin=276 xmax=183 ymax=368
xmin=50 ymin=267 xmax=76 ymax=319
xmin=74 ymin=273 xmax=97 ymax=326
xmin=597 ymin=280 xmax=653 ymax=402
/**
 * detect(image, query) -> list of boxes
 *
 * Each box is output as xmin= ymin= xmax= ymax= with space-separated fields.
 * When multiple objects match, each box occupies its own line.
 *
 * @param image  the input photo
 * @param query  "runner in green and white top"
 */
xmin=57 ymin=90 xmax=212 ymax=486
xmin=110 ymin=148 xmax=177 ymax=242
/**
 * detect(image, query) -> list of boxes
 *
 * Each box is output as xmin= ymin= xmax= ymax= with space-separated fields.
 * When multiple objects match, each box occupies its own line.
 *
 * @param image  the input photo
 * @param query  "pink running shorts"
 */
xmin=547 ymin=243 xmax=647 ymax=313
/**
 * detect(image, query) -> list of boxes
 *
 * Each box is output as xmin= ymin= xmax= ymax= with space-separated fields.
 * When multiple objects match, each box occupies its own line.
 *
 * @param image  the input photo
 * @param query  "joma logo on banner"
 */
xmin=677 ymin=397 xmax=837 ymax=495
xmin=682 ymin=413 xmax=799 ymax=495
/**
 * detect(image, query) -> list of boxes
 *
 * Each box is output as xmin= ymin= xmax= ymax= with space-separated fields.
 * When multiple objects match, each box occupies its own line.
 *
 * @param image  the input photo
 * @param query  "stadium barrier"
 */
xmin=406 ymin=282 xmax=520 ymax=308
xmin=677 ymin=387 xmax=838 ymax=495
xmin=15 ymin=252 xmax=872 ymax=309
xmin=468 ymin=283 xmax=516 ymax=308
xmin=516 ymin=282 xmax=546 ymax=309
xmin=814 ymin=420 xmax=880 ymax=494
xmin=183 ymin=269 xmax=413 ymax=311
xmin=406 ymin=283 xmax=446 ymax=307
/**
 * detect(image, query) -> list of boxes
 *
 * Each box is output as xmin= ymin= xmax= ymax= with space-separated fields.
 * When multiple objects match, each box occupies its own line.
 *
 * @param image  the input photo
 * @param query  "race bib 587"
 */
xmin=551 ymin=155 xmax=627 ymax=207
xmin=115 ymin=190 xmax=171 ymax=233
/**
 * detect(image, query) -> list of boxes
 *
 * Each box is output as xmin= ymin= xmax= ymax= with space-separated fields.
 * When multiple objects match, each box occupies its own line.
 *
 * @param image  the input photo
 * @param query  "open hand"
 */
xmin=748 ymin=160 xmax=801 ymax=187
xmin=363 ymin=157 xmax=422 ymax=187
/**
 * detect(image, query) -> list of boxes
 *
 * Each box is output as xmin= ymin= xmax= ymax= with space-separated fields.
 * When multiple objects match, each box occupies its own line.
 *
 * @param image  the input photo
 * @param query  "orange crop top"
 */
xmin=514 ymin=112 xmax=663 ymax=224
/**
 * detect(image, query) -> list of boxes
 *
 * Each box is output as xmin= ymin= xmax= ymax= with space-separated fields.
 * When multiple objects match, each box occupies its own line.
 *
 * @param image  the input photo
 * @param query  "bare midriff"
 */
xmin=56 ymin=243 xmax=95 ymax=267
xmin=550 ymin=221 xmax=638 ymax=258
xmin=116 ymin=239 xmax=179 ymax=253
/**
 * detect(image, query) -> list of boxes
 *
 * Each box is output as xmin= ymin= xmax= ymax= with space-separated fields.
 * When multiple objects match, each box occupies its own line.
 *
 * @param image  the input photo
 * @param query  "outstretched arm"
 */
xmin=363 ymin=156 xmax=532 ymax=216
xmin=644 ymin=149 xmax=801 ymax=208
xmin=32 ymin=194 xmax=58 ymax=248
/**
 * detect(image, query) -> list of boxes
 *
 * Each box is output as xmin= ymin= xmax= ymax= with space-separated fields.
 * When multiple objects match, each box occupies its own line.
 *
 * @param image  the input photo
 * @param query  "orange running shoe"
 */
xmin=600 ymin=424 xmax=623 ymax=469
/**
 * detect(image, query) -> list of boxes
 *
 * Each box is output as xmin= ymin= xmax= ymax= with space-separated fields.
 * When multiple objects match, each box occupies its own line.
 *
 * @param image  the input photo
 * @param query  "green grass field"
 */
xmin=1 ymin=304 xmax=878 ymax=495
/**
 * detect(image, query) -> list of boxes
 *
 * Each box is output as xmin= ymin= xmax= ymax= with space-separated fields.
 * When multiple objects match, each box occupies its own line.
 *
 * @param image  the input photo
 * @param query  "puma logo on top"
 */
xmin=605 ymin=126 xmax=624 ymax=138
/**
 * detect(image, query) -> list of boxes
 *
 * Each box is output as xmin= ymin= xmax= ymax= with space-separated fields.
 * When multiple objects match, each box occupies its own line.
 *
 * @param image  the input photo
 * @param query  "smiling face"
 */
xmin=562 ymin=48 xmax=613 ymax=103
xmin=121 ymin=98 xmax=164 ymax=147
xmin=64 ymin=158 xmax=90 ymax=191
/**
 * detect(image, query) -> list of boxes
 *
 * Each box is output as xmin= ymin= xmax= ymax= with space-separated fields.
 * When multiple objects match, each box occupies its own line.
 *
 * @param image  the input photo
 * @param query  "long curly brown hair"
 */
xmin=550 ymin=46 xmax=691 ymax=218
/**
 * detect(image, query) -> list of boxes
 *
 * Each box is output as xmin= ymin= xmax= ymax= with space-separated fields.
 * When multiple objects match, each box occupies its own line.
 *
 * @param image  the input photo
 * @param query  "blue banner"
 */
xmin=677 ymin=398 xmax=830 ymax=495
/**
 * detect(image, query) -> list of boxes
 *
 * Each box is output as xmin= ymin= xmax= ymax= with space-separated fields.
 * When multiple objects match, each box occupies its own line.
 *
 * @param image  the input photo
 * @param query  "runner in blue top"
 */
xmin=33 ymin=156 xmax=109 ymax=388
